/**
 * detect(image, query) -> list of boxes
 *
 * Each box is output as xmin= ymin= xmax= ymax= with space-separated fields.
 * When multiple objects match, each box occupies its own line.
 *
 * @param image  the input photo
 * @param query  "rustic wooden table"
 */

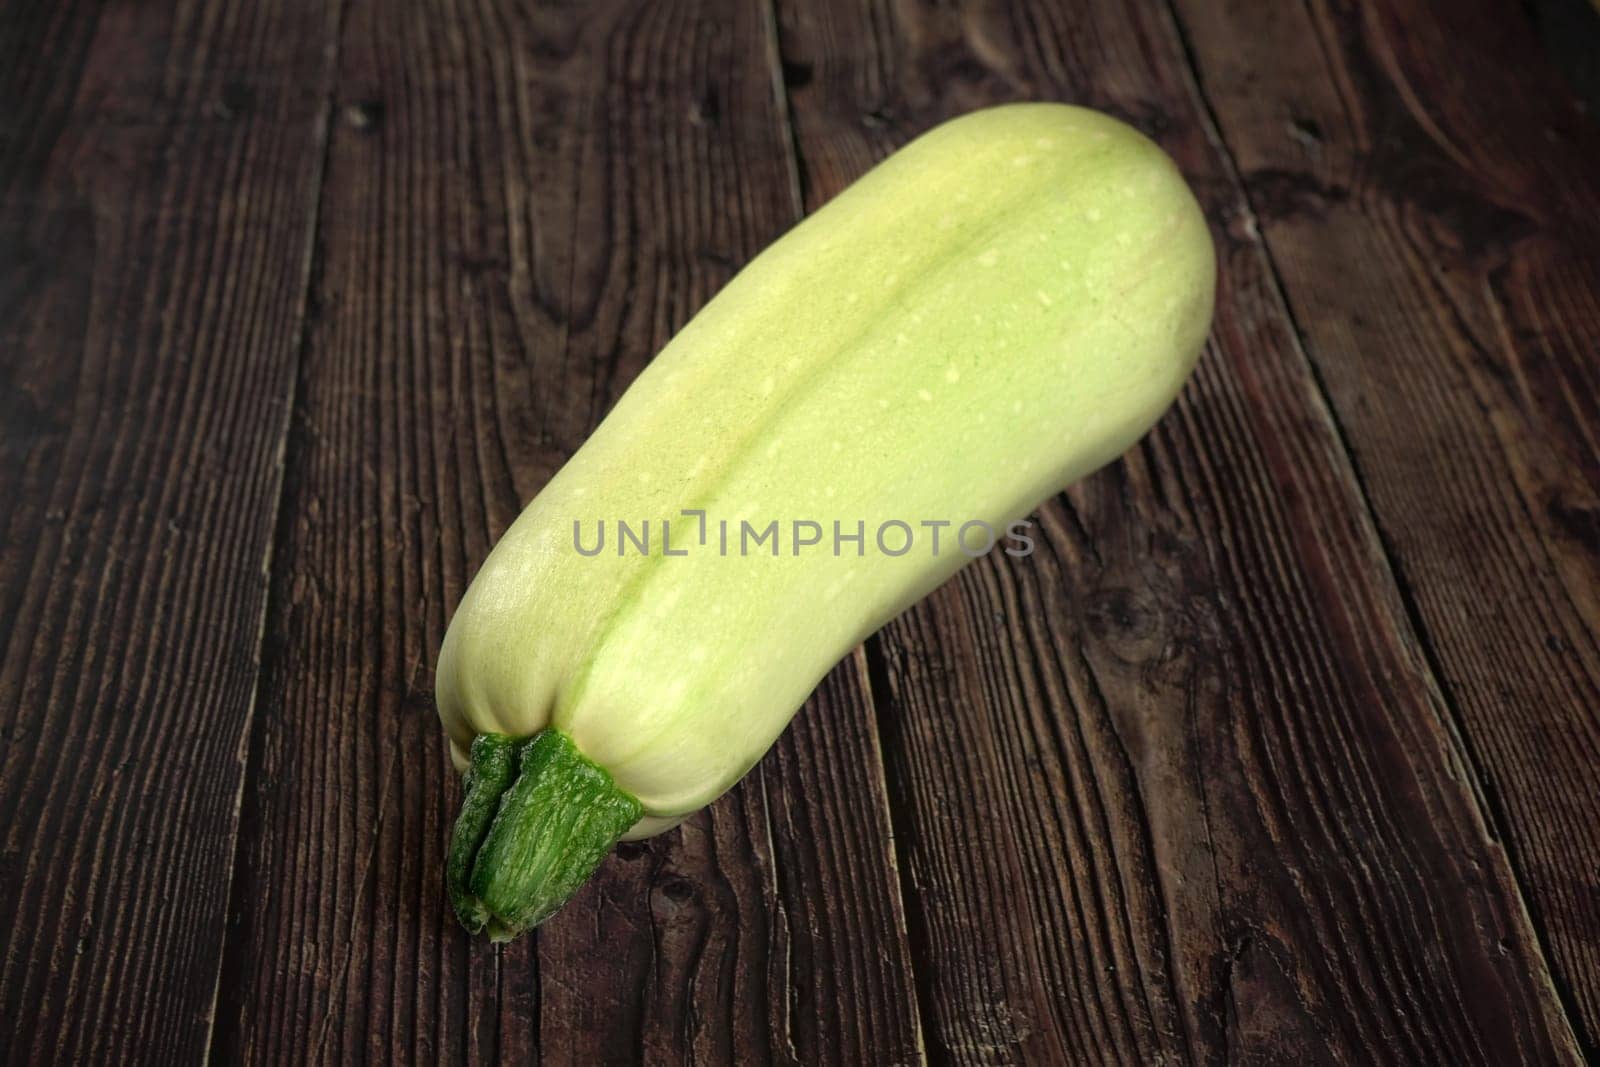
xmin=4 ymin=1 xmax=1599 ymax=1063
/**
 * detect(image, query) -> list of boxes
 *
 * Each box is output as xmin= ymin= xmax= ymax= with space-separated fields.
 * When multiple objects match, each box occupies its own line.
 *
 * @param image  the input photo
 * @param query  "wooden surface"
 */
xmin=2 ymin=0 xmax=1597 ymax=1063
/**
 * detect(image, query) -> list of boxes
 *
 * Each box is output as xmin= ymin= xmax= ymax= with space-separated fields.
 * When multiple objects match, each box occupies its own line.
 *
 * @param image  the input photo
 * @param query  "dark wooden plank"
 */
xmin=773 ymin=1 xmax=1584 ymax=1062
xmin=1167 ymin=0 xmax=1600 ymax=1050
xmin=1531 ymin=0 xmax=1600 ymax=112
xmin=0 ymin=0 xmax=335 ymax=1061
xmin=211 ymin=1 xmax=922 ymax=1062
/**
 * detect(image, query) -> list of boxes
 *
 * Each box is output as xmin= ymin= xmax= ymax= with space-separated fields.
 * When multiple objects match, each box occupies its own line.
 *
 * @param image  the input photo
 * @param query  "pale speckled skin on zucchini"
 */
xmin=436 ymin=103 xmax=1215 ymax=840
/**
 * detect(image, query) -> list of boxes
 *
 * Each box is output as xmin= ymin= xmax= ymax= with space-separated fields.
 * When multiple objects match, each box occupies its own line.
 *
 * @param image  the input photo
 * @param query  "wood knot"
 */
xmin=659 ymin=877 xmax=696 ymax=903
xmin=216 ymin=82 xmax=255 ymax=119
xmin=690 ymin=87 xmax=720 ymax=127
xmin=1287 ymin=116 xmax=1324 ymax=149
xmin=782 ymin=59 xmax=813 ymax=89
xmin=343 ymin=100 xmax=385 ymax=133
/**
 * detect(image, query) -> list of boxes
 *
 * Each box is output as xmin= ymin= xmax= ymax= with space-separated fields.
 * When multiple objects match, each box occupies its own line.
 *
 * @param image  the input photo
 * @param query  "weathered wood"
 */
xmin=8 ymin=0 xmax=1600 ymax=1062
xmin=210 ymin=1 xmax=922 ymax=1062
xmin=1168 ymin=0 xmax=1600 ymax=1051
xmin=773 ymin=0 xmax=1585 ymax=1061
xmin=0 ymin=0 xmax=335 ymax=1061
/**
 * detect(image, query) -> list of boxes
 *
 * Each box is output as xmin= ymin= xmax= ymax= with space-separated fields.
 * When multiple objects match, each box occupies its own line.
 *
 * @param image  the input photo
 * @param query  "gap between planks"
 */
xmin=201 ymin=0 xmax=353 ymax=1061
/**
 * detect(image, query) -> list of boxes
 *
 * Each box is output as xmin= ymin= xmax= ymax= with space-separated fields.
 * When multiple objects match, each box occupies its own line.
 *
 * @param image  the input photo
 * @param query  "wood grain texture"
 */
xmin=1168 ymin=0 xmax=1600 ymax=1050
xmin=6 ymin=0 xmax=1600 ymax=1063
xmin=209 ymin=0 xmax=922 ymax=1062
xmin=772 ymin=0 xmax=1586 ymax=1061
xmin=0 ymin=0 xmax=334 ymax=1061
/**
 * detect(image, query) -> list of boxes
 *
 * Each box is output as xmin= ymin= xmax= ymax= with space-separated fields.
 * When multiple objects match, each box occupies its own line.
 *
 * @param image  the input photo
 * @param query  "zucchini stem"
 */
xmin=449 ymin=729 xmax=642 ymax=940
xmin=446 ymin=734 xmax=516 ymax=933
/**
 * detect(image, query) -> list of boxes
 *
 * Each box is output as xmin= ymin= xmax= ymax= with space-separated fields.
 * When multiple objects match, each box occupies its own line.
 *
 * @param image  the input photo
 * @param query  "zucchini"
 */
xmin=437 ymin=103 xmax=1215 ymax=938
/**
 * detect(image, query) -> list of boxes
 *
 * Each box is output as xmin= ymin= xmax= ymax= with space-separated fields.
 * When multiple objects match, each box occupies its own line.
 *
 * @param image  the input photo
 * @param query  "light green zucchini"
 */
xmin=437 ymin=102 xmax=1215 ymax=938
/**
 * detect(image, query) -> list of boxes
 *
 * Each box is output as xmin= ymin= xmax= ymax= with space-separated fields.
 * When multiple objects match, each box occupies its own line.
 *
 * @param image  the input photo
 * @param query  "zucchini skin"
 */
xmin=437 ymin=103 xmax=1214 ymax=836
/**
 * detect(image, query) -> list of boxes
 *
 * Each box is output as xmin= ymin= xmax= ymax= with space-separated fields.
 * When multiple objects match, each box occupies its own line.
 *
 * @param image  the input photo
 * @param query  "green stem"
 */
xmin=449 ymin=729 xmax=642 ymax=941
xmin=446 ymin=733 xmax=516 ymax=933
